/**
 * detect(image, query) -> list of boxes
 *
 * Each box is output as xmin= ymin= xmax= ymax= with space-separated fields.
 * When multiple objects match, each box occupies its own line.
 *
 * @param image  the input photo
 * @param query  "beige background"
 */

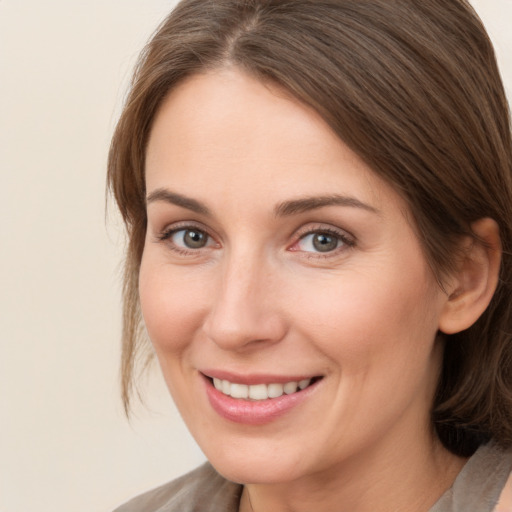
xmin=0 ymin=1 xmax=510 ymax=511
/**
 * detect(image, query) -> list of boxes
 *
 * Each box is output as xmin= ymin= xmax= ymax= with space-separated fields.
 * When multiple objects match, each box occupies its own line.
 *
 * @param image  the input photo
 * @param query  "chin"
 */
xmin=197 ymin=436 xmax=312 ymax=485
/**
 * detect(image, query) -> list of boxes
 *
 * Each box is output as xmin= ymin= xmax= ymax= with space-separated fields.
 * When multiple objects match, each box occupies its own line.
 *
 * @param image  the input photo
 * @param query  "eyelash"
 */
xmin=155 ymin=223 xmax=355 ymax=258
xmin=290 ymin=226 xmax=355 ymax=258
xmin=155 ymin=222 xmax=216 ymax=256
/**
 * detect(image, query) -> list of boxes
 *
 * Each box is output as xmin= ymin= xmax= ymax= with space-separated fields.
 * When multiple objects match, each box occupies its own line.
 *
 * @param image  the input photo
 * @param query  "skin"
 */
xmin=140 ymin=69 xmax=467 ymax=512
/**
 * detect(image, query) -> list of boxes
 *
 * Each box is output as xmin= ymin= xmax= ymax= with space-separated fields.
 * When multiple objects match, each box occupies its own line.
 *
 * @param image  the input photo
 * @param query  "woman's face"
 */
xmin=140 ymin=69 xmax=450 ymax=485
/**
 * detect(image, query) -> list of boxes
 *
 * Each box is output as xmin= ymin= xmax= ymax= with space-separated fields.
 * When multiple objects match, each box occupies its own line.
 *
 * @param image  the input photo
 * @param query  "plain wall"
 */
xmin=1 ymin=1 xmax=510 ymax=511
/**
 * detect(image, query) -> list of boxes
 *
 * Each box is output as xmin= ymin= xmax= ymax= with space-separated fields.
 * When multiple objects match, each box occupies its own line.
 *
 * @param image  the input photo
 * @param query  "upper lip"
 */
xmin=200 ymin=369 xmax=322 ymax=385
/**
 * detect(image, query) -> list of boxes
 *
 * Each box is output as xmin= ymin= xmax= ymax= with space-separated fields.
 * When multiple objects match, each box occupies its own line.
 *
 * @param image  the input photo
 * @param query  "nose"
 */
xmin=202 ymin=250 xmax=287 ymax=352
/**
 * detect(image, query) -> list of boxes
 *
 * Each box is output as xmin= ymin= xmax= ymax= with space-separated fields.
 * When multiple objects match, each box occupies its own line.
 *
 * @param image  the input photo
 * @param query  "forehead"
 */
xmin=145 ymin=69 xmax=403 ymax=216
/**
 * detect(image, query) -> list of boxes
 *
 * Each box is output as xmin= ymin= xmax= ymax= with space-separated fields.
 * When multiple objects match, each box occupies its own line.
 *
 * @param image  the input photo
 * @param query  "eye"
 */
xmin=156 ymin=224 xmax=217 ymax=254
xmin=291 ymin=227 xmax=354 ymax=255
xmin=298 ymin=232 xmax=342 ymax=253
xmin=170 ymin=228 xmax=211 ymax=249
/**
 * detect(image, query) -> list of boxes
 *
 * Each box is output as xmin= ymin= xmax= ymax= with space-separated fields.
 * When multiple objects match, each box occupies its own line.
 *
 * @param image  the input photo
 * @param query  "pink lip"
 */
xmin=201 ymin=369 xmax=317 ymax=385
xmin=201 ymin=373 xmax=322 ymax=425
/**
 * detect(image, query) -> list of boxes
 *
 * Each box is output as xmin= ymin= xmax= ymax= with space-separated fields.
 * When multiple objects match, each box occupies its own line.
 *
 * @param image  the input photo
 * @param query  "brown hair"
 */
xmin=108 ymin=0 xmax=512 ymax=456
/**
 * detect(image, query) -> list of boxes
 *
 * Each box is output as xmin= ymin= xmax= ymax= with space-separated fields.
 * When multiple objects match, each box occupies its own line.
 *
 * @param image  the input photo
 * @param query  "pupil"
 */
xmin=184 ymin=230 xmax=206 ymax=248
xmin=313 ymin=233 xmax=337 ymax=252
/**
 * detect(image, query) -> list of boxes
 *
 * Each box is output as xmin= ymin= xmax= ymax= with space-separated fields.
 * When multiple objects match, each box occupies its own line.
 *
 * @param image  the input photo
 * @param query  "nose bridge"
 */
xmin=223 ymin=248 xmax=259 ymax=304
xmin=203 ymin=244 xmax=285 ymax=350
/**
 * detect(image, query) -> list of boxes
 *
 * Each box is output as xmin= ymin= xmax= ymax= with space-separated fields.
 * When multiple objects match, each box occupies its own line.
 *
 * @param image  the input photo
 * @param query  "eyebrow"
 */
xmin=274 ymin=195 xmax=379 ymax=217
xmin=146 ymin=188 xmax=211 ymax=215
xmin=146 ymin=188 xmax=378 ymax=217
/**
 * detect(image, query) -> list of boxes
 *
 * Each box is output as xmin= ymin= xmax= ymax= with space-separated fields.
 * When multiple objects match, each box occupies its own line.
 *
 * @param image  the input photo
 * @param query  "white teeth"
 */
xmin=283 ymin=381 xmax=298 ymax=394
xmin=268 ymin=383 xmax=284 ymax=398
xmin=221 ymin=380 xmax=231 ymax=395
xmin=211 ymin=378 xmax=313 ymax=400
xmin=299 ymin=379 xmax=310 ymax=390
xmin=230 ymin=383 xmax=249 ymax=399
xmin=248 ymin=384 xmax=268 ymax=400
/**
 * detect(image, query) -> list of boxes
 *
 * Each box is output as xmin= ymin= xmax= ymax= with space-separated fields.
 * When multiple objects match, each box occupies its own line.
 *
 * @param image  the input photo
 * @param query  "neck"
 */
xmin=239 ymin=435 xmax=466 ymax=512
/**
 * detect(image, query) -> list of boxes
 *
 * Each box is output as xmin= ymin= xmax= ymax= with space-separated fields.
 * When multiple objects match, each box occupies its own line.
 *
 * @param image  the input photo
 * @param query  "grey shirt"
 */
xmin=114 ymin=442 xmax=512 ymax=512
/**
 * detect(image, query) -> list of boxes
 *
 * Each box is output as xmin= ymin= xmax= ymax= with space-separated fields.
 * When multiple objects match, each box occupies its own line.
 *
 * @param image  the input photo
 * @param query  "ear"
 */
xmin=438 ymin=218 xmax=502 ymax=335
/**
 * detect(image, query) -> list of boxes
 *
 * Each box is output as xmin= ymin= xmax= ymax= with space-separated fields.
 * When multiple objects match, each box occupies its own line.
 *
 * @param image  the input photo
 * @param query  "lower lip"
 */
xmin=203 ymin=376 xmax=321 ymax=425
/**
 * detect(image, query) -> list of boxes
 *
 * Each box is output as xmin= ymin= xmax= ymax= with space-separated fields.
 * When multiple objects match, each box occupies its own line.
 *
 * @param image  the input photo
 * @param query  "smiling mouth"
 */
xmin=207 ymin=376 xmax=322 ymax=401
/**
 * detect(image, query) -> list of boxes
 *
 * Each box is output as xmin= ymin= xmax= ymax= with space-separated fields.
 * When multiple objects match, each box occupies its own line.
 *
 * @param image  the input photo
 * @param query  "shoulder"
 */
xmin=113 ymin=462 xmax=242 ymax=512
xmin=431 ymin=442 xmax=512 ymax=512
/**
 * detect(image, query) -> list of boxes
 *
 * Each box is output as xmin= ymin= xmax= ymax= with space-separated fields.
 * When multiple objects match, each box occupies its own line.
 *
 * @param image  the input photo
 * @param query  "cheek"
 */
xmin=138 ymin=258 xmax=210 ymax=355
xmin=291 ymin=265 xmax=442 ymax=372
xmin=294 ymin=271 xmax=443 ymax=433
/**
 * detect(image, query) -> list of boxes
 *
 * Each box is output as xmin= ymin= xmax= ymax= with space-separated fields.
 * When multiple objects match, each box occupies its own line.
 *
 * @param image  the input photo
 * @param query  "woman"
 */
xmin=108 ymin=1 xmax=512 ymax=511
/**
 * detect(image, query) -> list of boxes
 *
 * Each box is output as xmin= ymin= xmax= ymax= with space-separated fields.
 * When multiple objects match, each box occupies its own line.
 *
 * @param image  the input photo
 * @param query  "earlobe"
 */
xmin=438 ymin=218 xmax=502 ymax=335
